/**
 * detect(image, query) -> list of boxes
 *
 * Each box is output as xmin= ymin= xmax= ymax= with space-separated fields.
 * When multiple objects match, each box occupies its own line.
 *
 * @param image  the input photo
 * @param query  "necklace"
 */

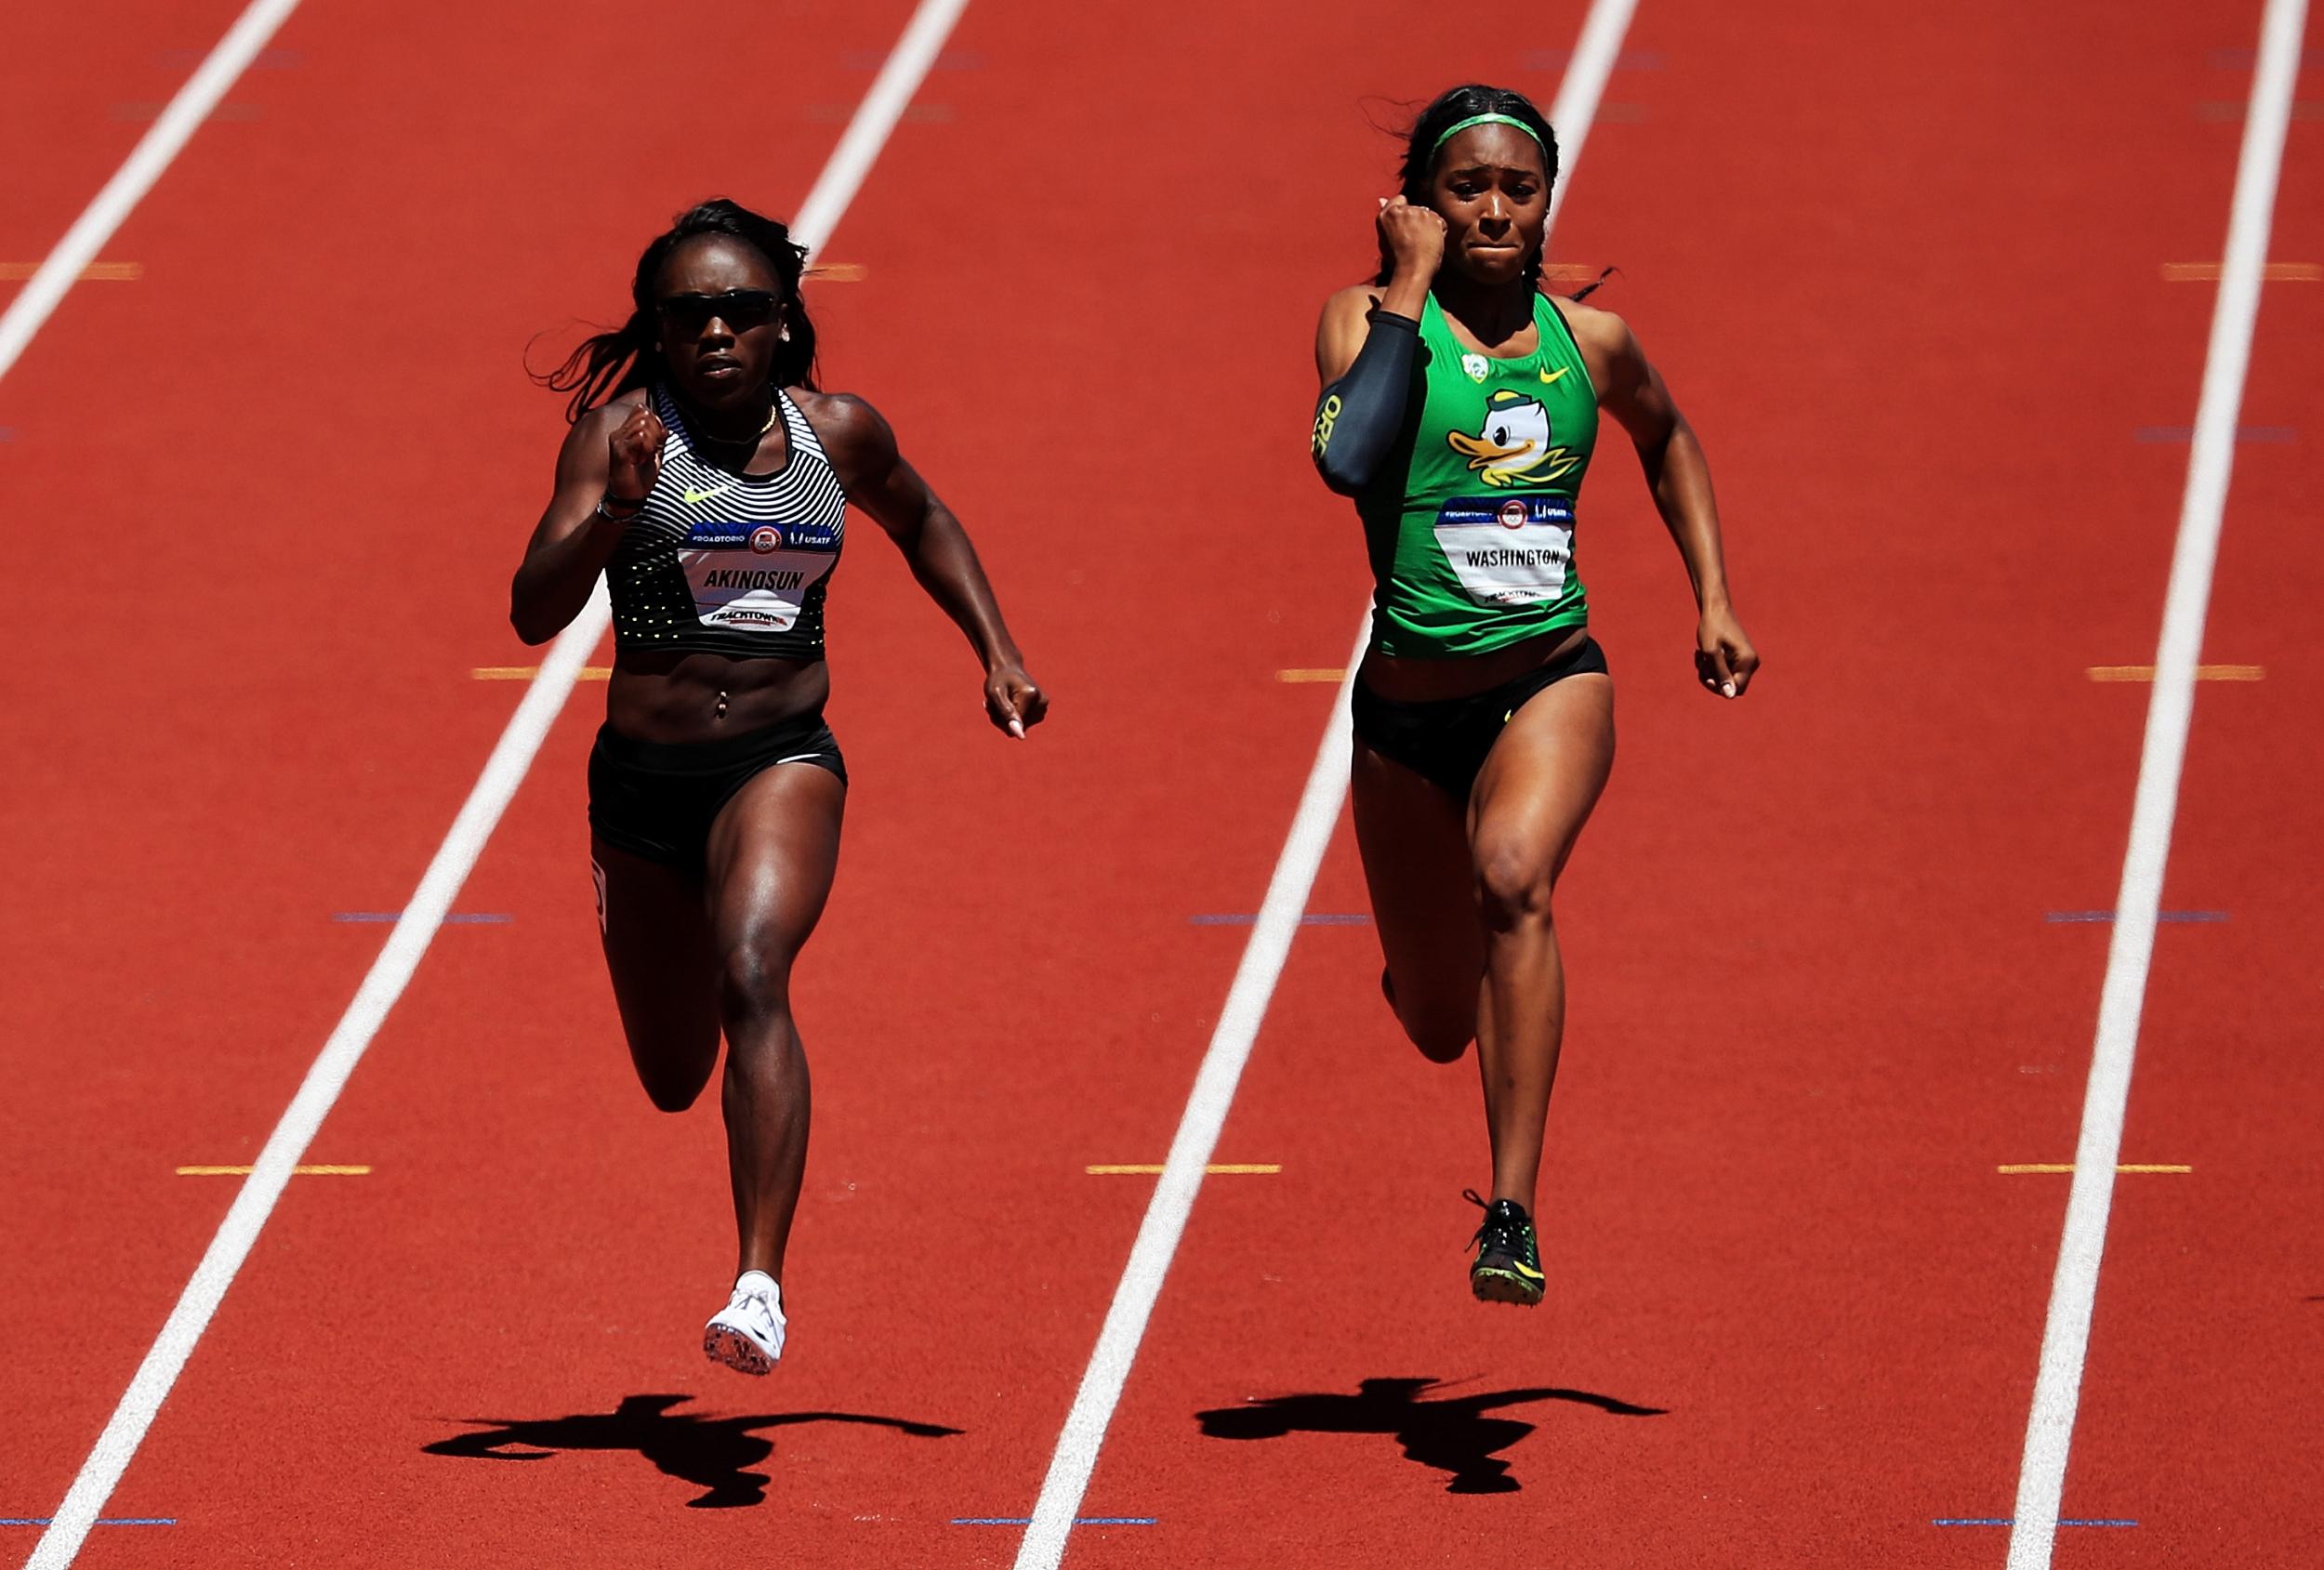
xmin=692 ymin=399 xmax=777 ymax=447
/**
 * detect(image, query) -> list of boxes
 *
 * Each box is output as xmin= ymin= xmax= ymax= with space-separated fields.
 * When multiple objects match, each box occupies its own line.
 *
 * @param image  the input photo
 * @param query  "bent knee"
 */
xmin=718 ymin=938 xmax=796 ymax=1026
xmin=1387 ymin=992 xmax=1476 ymax=1062
xmin=627 ymin=1033 xmax=717 ymax=1113
xmin=1474 ymin=842 xmax=1560 ymax=927
xmin=1404 ymin=1016 xmax=1475 ymax=1063
xmin=641 ymin=1074 xmax=707 ymax=1115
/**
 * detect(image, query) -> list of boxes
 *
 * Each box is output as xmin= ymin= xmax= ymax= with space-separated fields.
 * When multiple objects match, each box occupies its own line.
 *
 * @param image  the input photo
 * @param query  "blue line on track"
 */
xmin=1932 ymin=1518 xmax=2138 ymax=1527
xmin=1187 ymin=913 xmax=1370 ymax=926
xmin=2046 ymin=910 xmax=2227 ymax=924
xmin=332 ymin=912 xmax=512 ymax=924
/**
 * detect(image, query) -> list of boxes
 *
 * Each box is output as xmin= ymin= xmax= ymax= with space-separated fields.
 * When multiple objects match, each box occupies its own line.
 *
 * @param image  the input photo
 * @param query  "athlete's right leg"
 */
xmin=1465 ymin=672 xmax=1615 ymax=1219
xmin=1351 ymin=736 xmax=1484 ymax=1063
xmin=701 ymin=760 xmax=845 ymax=1289
xmin=591 ymin=838 xmax=722 ymax=1112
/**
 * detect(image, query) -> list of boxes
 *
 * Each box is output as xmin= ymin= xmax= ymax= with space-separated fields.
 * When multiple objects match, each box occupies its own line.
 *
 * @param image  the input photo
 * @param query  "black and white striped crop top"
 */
xmin=606 ymin=386 xmax=849 ymax=660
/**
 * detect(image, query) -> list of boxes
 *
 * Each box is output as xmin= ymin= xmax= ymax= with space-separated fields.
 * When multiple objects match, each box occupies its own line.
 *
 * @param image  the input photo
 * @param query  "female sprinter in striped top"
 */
xmin=511 ymin=199 xmax=1046 ymax=1372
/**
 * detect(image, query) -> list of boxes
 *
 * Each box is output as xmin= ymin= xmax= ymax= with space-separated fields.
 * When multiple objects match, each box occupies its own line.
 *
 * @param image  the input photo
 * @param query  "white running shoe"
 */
xmin=702 ymin=1271 xmax=786 ymax=1376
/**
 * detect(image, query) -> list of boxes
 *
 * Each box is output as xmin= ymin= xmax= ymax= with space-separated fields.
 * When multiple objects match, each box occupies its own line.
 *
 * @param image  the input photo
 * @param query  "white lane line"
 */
xmin=1010 ymin=627 xmax=1363 ymax=1570
xmin=0 ymin=0 xmax=303 ymax=389
xmin=1009 ymin=7 xmax=1640 ymax=1563
xmin=19 ymin=3 xmax=972 ymax=1563
xmin=22 ymin=579 xmax=606 ymax=1570
xmin=1543 ymin=0 xmax=1638 ymax=236
xmin=2003 ymin=2 xmax=2308 ymax=1565
xmin=791 ymin=0 xmax=972 ymax=258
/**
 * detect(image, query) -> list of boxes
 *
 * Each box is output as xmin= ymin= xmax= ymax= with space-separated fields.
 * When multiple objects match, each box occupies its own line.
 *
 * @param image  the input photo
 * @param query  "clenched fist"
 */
xmin=1377 ymin=195 xmax=1447 ymax=283
xmin=606 ymin=403 xmax=667 ymax=504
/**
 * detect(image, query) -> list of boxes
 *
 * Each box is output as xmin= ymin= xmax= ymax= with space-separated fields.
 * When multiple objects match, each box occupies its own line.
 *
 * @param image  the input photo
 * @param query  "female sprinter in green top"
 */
xmin=1312 ymin=85 xmax=1757 ymax=1305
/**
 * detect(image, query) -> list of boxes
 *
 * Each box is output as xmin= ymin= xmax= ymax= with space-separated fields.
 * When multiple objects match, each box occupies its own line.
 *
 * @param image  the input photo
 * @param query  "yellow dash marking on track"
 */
xmin=1086 ymin=1164 xmax=1281 ymax=1175
xmin=2086 ymin=664 xmax=2265 ymax=682
xmin=472 ymin=666 xmax=613 ymax=681
xmin=2161 ymin=261 xmax=2321 ymax=282
xmin=809 ymin=262 xmax=868 ymax=282
xmin=0 ymin=261 xmax=144 ymax=282
xmin=1996 ymin=1164 xmax=2191 ymax=1175
xmin=1275 ymin=668 xmax=1347 ymax=683
xmin=177 ymin=1165 xmax=372 ymax=1176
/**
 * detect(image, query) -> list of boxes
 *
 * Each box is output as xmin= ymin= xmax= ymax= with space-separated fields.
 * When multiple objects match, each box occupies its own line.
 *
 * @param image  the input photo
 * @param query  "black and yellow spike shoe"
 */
xmin=1464 ymin=1190 xmax=1546 ymax=1306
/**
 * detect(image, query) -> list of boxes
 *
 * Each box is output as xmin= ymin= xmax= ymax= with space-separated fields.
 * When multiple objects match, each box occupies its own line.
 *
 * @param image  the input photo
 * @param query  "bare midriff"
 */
xmin=1355 ymin=622 xmax=1591 ymax=704
xmin=608 ymin=649 xmax=831 ymax=742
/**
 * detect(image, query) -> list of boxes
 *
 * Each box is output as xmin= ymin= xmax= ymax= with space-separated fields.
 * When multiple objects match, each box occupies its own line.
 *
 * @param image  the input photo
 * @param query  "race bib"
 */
xmin=1432 ymin=495 xmax=1574 ymax=606
xmin=676 ymin=518 xmax=839 ymax=631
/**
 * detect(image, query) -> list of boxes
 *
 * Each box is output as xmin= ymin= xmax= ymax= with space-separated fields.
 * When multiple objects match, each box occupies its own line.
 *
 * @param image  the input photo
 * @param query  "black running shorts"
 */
xmin=1349 ymin=636 xmax=1609 ymax=800
xmin=587 ymin=710 xmax=846 ymax=875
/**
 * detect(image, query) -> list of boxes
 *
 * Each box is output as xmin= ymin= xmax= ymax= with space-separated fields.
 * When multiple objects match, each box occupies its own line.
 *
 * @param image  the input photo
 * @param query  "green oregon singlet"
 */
xmin=1357 ymin=291 xmax=1599 ymax=657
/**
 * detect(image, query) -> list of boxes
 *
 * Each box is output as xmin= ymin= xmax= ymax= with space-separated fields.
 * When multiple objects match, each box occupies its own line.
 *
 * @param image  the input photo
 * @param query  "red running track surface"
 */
xmin=0 ymin=0 xmax=2317 ymax=1565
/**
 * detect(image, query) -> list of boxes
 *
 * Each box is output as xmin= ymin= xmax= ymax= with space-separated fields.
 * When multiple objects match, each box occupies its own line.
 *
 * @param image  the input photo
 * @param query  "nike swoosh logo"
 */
xmin=1538 ymin=366 xmax=1568 ymax=386
xmin=681 ymin=483 xmax=733 ymax=505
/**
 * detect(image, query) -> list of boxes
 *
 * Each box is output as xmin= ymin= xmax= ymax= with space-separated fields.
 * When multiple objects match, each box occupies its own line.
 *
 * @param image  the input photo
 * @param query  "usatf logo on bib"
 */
xmin=678 ymin=518 xmax=838 ymax=631
xmin=1432 ymin=495 xmax=1576 ymax=606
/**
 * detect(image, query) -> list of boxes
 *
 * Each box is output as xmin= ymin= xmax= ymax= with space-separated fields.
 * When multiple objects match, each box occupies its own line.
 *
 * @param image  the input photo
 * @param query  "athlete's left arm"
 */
xmin=809 ymin=392 xmax=1049 ymax=737
xmin=1576 ymin=302 xmax=1761 ymax=699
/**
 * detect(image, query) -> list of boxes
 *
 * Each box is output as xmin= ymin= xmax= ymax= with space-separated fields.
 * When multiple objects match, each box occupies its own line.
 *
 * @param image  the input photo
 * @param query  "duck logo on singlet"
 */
xmin=1445 ymin=389 xmax=1584 ymax=488
xmin=677 ymin=516 xmax=840 ymax=630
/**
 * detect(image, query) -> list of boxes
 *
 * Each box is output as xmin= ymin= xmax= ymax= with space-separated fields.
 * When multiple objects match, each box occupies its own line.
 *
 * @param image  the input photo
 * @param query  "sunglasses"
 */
xmin=656 ymin=289 xmax=782 ymax=335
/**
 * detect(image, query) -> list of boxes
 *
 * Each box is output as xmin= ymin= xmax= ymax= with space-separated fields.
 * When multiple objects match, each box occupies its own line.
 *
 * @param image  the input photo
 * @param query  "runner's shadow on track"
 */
xmin=1195 ymin=1376 xmax=1665 ymax=1495
xmin=423 ymin=1392 xmax=961 ymax=1509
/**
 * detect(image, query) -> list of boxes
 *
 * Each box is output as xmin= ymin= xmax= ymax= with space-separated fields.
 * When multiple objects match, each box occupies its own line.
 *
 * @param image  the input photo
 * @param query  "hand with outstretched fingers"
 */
xmin=985 ymin=662 xmax=1049 ymax=739
xmin=1694 ymin=606 xmax=1760 ymax=700
xmin=606 ymin=403 xmax=667 ymax=505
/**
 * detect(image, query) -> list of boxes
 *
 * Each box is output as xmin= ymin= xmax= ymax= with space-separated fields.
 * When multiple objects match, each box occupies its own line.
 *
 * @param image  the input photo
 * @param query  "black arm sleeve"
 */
xmin=1311 ymin=310 xmax=1419 ymax=496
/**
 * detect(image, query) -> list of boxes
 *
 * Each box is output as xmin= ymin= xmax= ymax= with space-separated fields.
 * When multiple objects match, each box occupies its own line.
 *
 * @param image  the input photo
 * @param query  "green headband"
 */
xmin=1431 ymin=112 xmax=1545 ymax=155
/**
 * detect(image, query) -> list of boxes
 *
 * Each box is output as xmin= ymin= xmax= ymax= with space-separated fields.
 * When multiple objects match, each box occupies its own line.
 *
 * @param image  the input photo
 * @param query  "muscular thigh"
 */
xmin=593 ymin=838 xmax=721 ymax=1103
xmin=704 ymin=762 xmax=847 ymax=998
xmin=1469 ymin=672 xmax=1615 ymax=891
xmin=1352 ymin=737 xmax=1484 ymax=1041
